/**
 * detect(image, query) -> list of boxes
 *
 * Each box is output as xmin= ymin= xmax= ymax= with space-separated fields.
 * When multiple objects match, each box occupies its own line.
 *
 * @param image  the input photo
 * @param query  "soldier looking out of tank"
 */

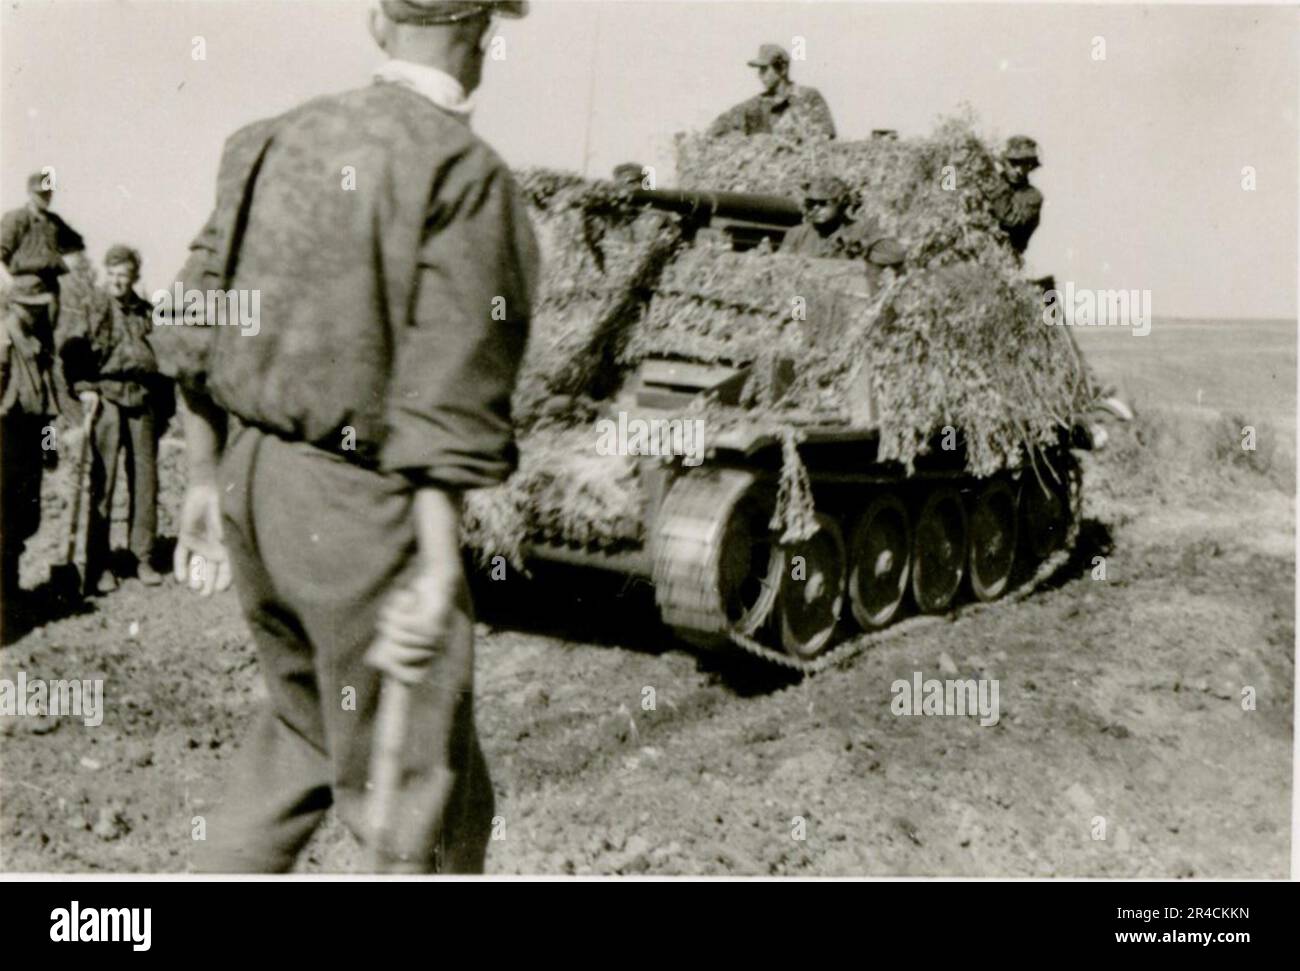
xmin=707 ymin=44 xmax=836 ymax=140
xmin=781 ymin=175 xmax=854 ymax=258
xmin=781 ymin=175 xmax=906 ymax=281
xmin=989 ymin=135 xmax=1043 ymax=257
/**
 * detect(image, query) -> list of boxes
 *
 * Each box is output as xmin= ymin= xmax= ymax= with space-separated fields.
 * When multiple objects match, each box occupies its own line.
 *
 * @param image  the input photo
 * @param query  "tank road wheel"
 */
xmin=848 ymin=494 xmax=911 ymax=630
xmin=774 ymin=514 xmax=846 ymax=660
xmin=910 ymin=486 xmax=968 ymax=614
xmin=652 ymin=469 xmax=780 ymax=647
xmin=1022 ymin=471 xmax=1069 ymax=560
xmin=967 ymin=479 xmax=1019 ymax=602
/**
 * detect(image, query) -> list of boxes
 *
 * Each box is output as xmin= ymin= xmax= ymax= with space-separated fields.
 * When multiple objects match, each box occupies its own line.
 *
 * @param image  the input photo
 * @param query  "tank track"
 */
xmin=654 ymin=459 xmax=1083 ymax=675
xmin=652 ymin=467 xmax=774 ymax=640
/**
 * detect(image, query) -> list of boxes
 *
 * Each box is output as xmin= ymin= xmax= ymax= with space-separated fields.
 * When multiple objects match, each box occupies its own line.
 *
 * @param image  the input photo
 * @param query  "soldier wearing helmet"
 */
xmin=990 ymin=135 xmax=1044 ymax=256
xmin=707 ymin=43 xmax=836 ymax=140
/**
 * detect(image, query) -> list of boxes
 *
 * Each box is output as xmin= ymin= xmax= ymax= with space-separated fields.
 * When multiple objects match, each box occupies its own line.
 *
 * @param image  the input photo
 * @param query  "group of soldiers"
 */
xmin=700 ymin=42 xmax=1045 ymax=263
xmin=0 ymin=3 xmax=1049 ymax=876
xmin=1 ymin=173 xmax=171 ymax=641
xmin=775 ymin=135 xmax=1042 ymax=266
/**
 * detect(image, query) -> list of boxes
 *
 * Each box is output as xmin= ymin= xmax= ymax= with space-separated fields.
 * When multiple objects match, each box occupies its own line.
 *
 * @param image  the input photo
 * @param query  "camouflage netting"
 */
xmin=462 ymin=115 xmax=1095 ymax=557
xmin=674 ymin=112 xmax=1011 ymax=269
xmin=462 ymin=172 xmax=674 ymax=562
xmin=509 ymin=170 xmax=684 ymax=426
xmin=665 ymin=115 xmax=1095 ymax=476
xmin=461 ymin=424 xmax=644 ymax=568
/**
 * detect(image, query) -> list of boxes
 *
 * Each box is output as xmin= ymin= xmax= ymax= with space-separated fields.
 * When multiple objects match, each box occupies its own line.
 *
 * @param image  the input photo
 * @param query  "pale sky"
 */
xmin=2 ymin=0 xmax=1296 ymax=319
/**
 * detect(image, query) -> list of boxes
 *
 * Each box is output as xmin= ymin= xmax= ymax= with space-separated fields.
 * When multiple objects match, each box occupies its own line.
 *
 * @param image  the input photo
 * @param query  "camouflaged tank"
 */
xmin=467 ymin=157 xmax=1096 ymax=673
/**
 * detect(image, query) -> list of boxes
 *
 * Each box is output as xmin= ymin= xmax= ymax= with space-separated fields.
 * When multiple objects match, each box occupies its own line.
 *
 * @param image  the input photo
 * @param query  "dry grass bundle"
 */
xmin=487 ymin=113 xmax=1094 ymax=555
xmin=461 ymin=424 xmax=644 ymax=565
xmin=512 ymin=170 xmax=683 ymax=426
xmin=622 ymin=246 xmax=880 ymax=373
xmin=615 ymin=239 xmax=1088 ymax=478
xmin=841 ymin=260 xmax=1088 ymax=475
xmin=675 ymin=112 xmax=1009 ymax=269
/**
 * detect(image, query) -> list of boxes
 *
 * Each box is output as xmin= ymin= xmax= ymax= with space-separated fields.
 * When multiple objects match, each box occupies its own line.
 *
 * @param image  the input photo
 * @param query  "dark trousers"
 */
xmin=0 ymin=411 xmax=47 ymax=638
xmin=86 ymin=399 xmax=157 ymax=576
xmin=197 ymin=423 xmax=493 ymax=873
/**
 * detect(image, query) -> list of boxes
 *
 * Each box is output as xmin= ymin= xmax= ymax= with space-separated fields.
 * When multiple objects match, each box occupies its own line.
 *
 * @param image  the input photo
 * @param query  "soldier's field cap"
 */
xmin=380 ymin=0 xmax=528 ymax=25
xmin=104 ymin=244 xmax=142 ymax=270
xmin=802 ymin=174 xmax=849 ymax=201
xmin=612 ymin=163 xmax=644 ymax=183
xmin=1004 ymin=135 xmax=1040 ymax=164
xmin=747 ymin=43 xmax=789 ymax=67
xmin=26 ymin=172 xmax=52 ymax=193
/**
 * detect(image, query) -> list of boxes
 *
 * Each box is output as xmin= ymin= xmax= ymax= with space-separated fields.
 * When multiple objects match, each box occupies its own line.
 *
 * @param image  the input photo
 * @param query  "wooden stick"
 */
xmin=367 ymin=672 xmax=412 ymax=873
xmin=62 ymin=397 xmax=99 ymax=566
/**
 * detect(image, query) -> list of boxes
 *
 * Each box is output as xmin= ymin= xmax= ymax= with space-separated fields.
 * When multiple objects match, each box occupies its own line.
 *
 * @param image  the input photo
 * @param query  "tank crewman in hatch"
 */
xmin=707 ymin=44 xmax=836 ymax=140
xmin=989 ymin=135 xmax=1044 ymax=257
xmin=154 ymin=0 xmax=536 ymax=873
xmin=781 ymin=175 xmax=906 ymax=281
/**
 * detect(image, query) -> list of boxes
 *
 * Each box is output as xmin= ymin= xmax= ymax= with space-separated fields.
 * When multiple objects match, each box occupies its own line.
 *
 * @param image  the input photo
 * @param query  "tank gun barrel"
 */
xmin=629 ymin=188 xmax=803 ymax=228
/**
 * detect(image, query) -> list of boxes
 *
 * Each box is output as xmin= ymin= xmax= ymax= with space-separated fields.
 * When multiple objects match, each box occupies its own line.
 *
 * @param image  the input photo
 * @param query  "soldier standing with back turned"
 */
xmin=154 ymin=0 xmax=536 ymax=873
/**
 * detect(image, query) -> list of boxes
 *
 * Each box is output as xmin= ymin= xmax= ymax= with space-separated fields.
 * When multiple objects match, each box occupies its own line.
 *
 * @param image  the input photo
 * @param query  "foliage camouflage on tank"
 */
xmin=461 ymin=114 xmax=1095 ymax=667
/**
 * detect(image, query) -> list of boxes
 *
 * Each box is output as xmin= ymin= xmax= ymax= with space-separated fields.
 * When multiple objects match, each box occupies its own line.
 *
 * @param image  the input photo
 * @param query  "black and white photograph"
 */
xmin=0 ymin=0 xmax=1295 ymax=911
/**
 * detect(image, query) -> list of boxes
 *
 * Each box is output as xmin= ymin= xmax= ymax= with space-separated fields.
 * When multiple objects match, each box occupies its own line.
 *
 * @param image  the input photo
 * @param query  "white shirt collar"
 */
xmin=373 ymin=60 xmax=476 ymax=120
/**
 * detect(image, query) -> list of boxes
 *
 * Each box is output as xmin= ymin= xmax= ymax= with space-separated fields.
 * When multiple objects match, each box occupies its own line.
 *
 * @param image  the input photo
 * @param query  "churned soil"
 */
xmin=1 ymin=320 xmax=1293 ymax=876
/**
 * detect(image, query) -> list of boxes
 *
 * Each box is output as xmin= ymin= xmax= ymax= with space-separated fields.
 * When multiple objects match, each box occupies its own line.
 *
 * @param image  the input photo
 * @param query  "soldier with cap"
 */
xmin=707 ymin=43 xmax=836 ymax=140
xmin=612 ymin=162 xmax=648 ymax=190
xmin=0 ymin=280 xmax=61 ymax=641
xmin=989 ymin=135 xmax=1044 ymax=256
xmin=0 ymin=172 xmax=85 ymax=346
xmin=60 ymin=245 xmax=172 ymax=593
xmin=781 ymin=174 xmax=906 ymax=281
xmin=154 ymin=0 xmax=535 ymax=873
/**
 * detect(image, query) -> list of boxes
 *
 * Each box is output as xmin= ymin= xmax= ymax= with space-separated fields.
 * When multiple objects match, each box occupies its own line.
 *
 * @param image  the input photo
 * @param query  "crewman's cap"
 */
xmin=747 ymin=43 xmax=789 ymax=68
xmin=1004 ymin=135 xmax=1040 ymax=165
xmin=612 ymin=163 xmax=645 ymax=183
xmin=104 ymin=244 xmax=142 ymax=272
xmin=379 ymin=0 xmax=528 ymax=26
xmin=802 ymin=174 xmax=849 ymax=202
xmin=26 ymin=172 xmax=52 ymax=194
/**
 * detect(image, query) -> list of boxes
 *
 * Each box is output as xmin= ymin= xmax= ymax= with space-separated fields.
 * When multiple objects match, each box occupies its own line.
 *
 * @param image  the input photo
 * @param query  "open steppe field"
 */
xmin=1 ymin=318 xmax=1294 ymax=876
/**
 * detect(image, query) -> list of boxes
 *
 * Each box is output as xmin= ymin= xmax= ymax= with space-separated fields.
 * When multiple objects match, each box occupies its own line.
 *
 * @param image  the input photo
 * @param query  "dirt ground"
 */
xmin=0 ymin=319 xmax=1293 ymax=876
